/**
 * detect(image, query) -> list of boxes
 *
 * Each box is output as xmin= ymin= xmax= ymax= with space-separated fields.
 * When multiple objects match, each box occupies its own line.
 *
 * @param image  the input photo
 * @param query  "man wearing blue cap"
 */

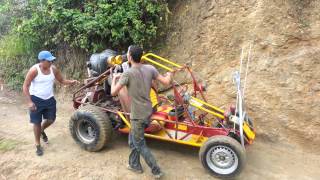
xmin=23 ymin=50 xmax=79 ymax=156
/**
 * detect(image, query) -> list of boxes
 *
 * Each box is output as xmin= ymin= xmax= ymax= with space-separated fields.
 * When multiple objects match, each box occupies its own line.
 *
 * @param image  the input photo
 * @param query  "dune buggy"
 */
xmin=69 ymin=50 xmax=255 ymax=178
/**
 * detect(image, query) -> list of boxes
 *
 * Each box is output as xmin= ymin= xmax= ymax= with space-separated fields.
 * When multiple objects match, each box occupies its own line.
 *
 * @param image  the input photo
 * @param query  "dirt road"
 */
xmin=0 ymin=89 xmax=319 ymax=180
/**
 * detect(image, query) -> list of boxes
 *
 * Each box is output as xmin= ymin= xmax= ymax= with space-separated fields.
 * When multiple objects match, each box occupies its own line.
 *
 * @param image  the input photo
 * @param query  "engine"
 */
xmin=87 ymin=49 xmax=118 ymax=77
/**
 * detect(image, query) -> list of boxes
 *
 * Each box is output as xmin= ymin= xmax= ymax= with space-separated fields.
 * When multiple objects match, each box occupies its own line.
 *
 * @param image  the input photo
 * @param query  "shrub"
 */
xmin=0 ymin=0 xmax=168 ymax=89
xmin=17 ymin=0 xmax=167 ymax=52
xmin=0 ymin=34 xmax=38 ymax=90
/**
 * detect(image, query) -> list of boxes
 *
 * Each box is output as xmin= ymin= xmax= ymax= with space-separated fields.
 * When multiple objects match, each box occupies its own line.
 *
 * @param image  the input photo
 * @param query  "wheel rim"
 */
xmin=76 ymin=118 xmax=97 ymax=144
xmin=206 ymin=145 xmax=239 ymax=175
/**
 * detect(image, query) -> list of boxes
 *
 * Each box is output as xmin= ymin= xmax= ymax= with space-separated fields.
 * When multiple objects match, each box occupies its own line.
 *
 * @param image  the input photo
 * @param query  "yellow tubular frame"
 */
xmin=189 ymin=101 xmax=225 ymax=119
xmin=134 ymin=53 xmax=255 ymax=144
xmin=117 ymin=111 xmax=204 ymax=147
xmin=142 ymin=53 xmax=182 ymax=69
xmin=117 ymin=111 xmax=131 ymax=128
xmin=145 ymin=133 xmax=203 ymax=147
xmin=142 ymin=53 xmax=225 ymax=118
xmin=191 ymin=97 xmax=224 ymax=114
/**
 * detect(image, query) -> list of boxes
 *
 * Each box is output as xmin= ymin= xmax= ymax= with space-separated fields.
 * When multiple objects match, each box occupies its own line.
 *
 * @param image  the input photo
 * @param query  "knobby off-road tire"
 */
xmin=199 ymin=135 xmax=246 ymax=179
xmin=69 ymin=105 xmax=112 ymax=152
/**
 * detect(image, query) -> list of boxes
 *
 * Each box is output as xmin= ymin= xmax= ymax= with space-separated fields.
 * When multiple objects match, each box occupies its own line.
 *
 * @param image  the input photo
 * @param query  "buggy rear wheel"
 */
xmin=69 ymin=105 xmax=112 ymax=151
xmin=199 ymin=135 xmax=246 ymax=178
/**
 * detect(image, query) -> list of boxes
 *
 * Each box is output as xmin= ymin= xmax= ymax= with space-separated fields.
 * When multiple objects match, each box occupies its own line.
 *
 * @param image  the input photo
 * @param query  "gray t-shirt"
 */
xmin=119 ymin=64 xmax=159 ymax=120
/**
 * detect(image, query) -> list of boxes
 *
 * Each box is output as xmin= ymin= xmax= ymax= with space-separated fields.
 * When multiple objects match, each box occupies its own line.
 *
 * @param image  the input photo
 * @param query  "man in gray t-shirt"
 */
xmin=118 ymin=64 xmax=159 ymax=119
xmin=111 ymin=45 xmax=172 ymax=178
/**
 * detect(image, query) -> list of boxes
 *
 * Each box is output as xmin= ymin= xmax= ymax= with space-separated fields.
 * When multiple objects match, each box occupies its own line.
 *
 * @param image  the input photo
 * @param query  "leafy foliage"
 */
xmin=17 ymin=0 xmax=167 ymax=52
xmin=0 ymin=33 xmax=38 ymax=90
xmin=0 ymin=0 xmax=167 ymax=89
xmin=0 ymin=0 xmax=26 ymax=37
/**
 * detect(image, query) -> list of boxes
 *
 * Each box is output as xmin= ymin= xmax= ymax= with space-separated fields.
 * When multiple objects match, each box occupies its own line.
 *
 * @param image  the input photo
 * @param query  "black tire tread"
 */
xmin=69 ymin=105 xmax=112 ymax=152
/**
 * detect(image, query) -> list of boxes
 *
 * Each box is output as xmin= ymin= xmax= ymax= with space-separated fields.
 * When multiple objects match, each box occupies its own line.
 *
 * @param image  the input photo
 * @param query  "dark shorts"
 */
xmin=29 ymin=95 xmax=56 ymax=124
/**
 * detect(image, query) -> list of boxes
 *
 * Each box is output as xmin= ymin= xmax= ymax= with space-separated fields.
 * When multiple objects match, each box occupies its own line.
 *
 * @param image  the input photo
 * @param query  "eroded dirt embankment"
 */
xmin=159 ymin=0 xmax=320 ymax=152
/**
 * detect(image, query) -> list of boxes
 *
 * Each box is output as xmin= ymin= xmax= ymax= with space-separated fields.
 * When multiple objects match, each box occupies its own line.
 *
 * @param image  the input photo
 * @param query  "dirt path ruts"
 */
xmin=0 ymin=89 xmax=319 ymax=180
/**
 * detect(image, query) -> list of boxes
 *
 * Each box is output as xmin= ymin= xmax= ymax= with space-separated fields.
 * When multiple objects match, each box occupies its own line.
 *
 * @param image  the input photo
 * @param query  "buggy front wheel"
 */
xmin=199 ymin=135 xmax=246 ymax=178
xmin=69 ymin=105 xmax=112 ymax=152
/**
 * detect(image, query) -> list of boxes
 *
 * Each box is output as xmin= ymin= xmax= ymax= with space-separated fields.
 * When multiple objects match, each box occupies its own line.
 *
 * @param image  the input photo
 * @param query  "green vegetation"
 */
xmin=0 ymin=138 xmax=18 ymax=152
xmin=0 ymin=0 xmax=168 ymax=89
xmin=18 ymin=0 xmax=167 ymax=52
xmin=0 ymin=33 xmax=38 ymax=89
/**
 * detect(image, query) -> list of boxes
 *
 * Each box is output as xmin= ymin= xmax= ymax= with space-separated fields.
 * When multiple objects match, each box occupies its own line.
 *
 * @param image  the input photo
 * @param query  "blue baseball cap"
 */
xmin=38 ymin=51 xmax=56 ymax=61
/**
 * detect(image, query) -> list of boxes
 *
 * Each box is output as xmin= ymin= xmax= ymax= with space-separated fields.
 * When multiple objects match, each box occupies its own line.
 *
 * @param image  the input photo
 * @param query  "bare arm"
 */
xmin=111 ymin=74 xmax=124 ymax=96
xmin=22 ymin=67 xmax=37 ymax=110
xmin=52 ymin=65 xmax=79 ymax=85
xmin=156 ymin=72 xmax=172 ymax=86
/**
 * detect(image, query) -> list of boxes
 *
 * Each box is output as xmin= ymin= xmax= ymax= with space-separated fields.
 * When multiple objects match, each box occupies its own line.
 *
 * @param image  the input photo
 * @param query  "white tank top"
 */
xmin=29 ymin=64 xmax=55 ymax=100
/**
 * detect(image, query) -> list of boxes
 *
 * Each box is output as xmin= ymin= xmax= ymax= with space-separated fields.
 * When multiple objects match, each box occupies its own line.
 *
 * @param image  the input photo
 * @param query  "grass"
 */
xmin=0 ymin=33 xmax=38 ymax=90
xmin=0 ymin=138 xmax=18 ymax=152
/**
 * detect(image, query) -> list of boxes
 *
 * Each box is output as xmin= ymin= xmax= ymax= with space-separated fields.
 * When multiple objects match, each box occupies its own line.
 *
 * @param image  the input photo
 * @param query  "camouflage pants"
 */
xmin=128 ymin=119 xmax=161 ymax=175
